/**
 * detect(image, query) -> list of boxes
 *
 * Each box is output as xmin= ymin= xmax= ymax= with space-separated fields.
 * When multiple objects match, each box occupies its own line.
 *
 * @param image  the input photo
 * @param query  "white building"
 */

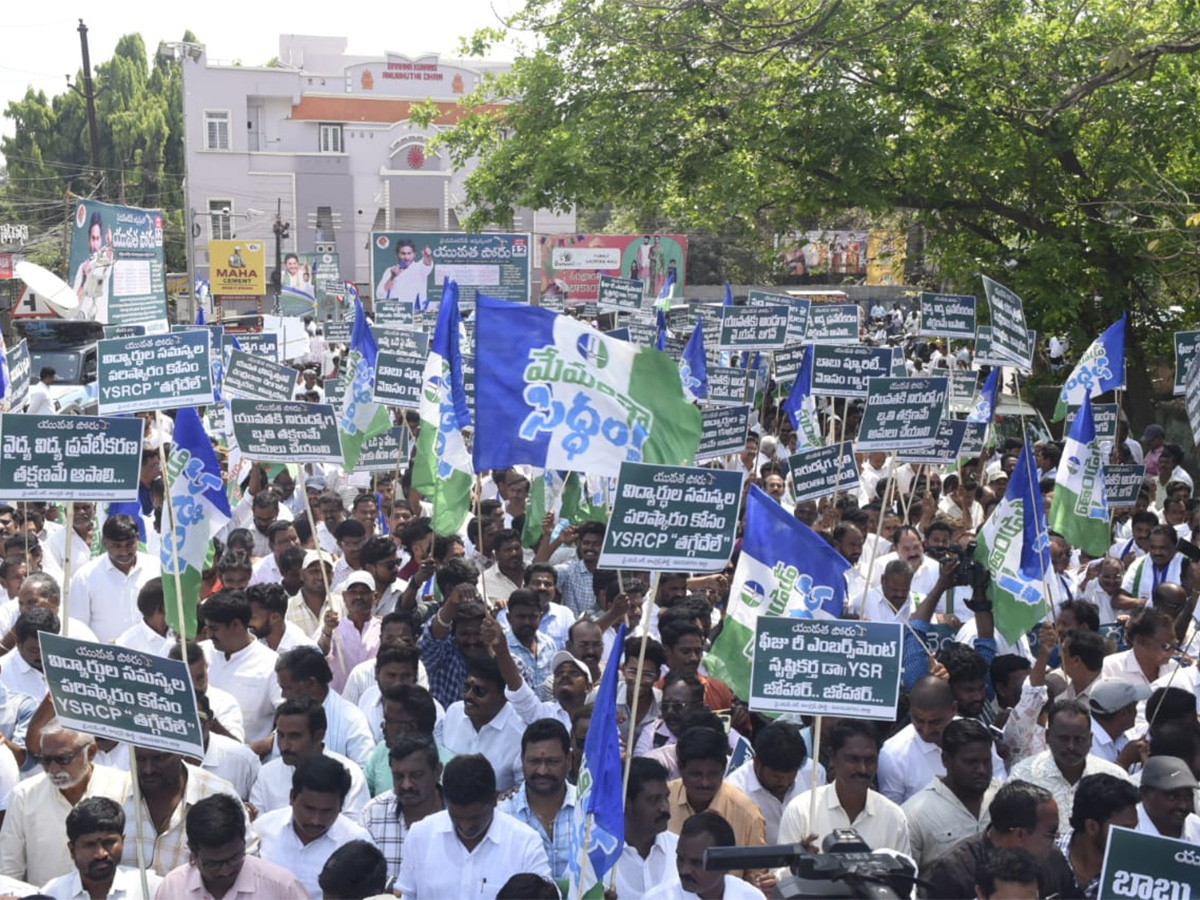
xmin=177 ymin=34 xmax=573 ymax=315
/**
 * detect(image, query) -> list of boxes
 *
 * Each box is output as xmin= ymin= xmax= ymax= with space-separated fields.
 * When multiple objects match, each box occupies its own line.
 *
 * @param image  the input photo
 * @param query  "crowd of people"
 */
xmin=0 ymin=340 xmax=1195 ymax=900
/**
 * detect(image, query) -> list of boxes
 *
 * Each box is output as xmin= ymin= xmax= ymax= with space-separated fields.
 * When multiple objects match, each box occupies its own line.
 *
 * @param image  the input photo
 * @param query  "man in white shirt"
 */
xmin=249 ymin=696 xmax=369 ymax=817
xmin=397 ymin=752 xmax=551 ymax=899
xmin=203 ymin=590 xmax=282 ymax=753
xmin=42 ymin=502 xmax=93 ymax=578
xmin=870 ymin=526 xmax=940 ymax=596
xmin=247 ymin=582 xmax=317 ymax=654
xmin=0 ymin=607 xmax=59 ymax=702
xmin=39 ymin=796 xmax=161 ymax=900
xmin=1135 ymin=755 xmax=1200 ymax=843
xmin=113 ymin=578 xmax=173 ymax=657
xmin=616 ymin=758 xmax=681 ymax=899
xmin=374 ymin=239 xmax=434 ymax=303
xmin=249 ymin=521 xmax=301 ymax=587
xmin=439 ymin=656 xmax=526 ymax=793
xmin=26 ymin=367 xmax=57 ymax=415
xmin=1122 ymin=524 xmax=1185 ymax=601
xmin=69 ymin=515 xmax=160 ymax=644
xmin=645 ymin=810 xmax=767 ymax=900
xmin=1085 ymin=679 xmax=1149 ymax=770
xmin=253 ymin=754 xmax=373 ymax=899
xmin=195 ymin=694 xmax=259 ymax=802
xmin=724 ymin=722 xmax=822 ymax=843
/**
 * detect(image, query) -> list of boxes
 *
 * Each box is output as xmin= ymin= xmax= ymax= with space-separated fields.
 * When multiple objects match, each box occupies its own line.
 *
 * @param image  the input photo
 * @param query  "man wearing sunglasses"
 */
xmin=359 ymin=535 xmax=405 ymax=618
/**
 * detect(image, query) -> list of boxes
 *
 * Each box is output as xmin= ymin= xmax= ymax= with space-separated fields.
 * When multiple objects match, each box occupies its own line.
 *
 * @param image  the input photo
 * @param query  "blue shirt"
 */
xmin=499 ymin=782 xmax=579 ymax=880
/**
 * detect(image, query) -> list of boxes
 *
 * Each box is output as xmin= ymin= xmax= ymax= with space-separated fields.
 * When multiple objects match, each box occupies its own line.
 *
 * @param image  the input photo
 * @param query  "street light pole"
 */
xmin=272 ymin=198 xmax=289 ymax=314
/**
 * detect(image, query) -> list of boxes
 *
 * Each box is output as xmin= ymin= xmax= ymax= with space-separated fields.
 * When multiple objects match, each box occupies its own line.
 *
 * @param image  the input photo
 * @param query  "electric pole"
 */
xmin=272 ymin=198 xmax=290 ymax=314
xmin=75 ymin=19 xmax=104 ymax=198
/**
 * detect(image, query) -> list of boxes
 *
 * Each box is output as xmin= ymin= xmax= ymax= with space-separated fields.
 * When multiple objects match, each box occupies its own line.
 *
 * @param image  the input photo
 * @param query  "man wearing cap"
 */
xmin=1136 ymin=755 xmax=1200 ymax=842
xmin=327 ymin=571 xmax=382 ymax=694
xmin=488 ymin=616 xmax=593 ymax=730
xmin=288 ymin=549 xmax=344 ymax=641
xmin=1086 ymin=680 xmax=1149 ymax=771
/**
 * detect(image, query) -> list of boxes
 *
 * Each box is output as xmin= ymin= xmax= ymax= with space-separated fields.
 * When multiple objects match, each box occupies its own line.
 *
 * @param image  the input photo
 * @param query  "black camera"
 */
xmin=704 ymin=830 xmax=919 ymax=899
xmin=928 ymin=541 xmax=985 ymax=588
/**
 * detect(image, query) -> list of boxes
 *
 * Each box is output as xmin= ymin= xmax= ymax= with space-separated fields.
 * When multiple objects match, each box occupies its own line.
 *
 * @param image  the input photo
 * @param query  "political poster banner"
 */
xmin=220 ymin=331 xmax=279 ymax=363
xmin=278 ymin=251 xmax=342 ymax=321
xmin=805 ymin=304 xmax=860 ymax=344
xmin=695 ymin=405 xmax=752 ymax=461
xmin=596 ymin=275 xmax=647 ymax=313
xmin=373 ymin=352 xmax=426 ymax=408
xmin=897 ymin=418 xmax=969 ymax=465
xmin=1098 ymin=826 xmax=1200 ymax=900
xmin=919 ymin=293 xmax=977 ymax=339
xmin=1062 ymin=402 xmax=1119 ymax=442
xmin=981 ymin=276 xmax=1034 ymax=369
xmin=371 ymin=232 xmax=531 ymax=307
xmin=749 ymin=616 xmax=903 ymax=719
xmin=707 ymin=366 xmax=754 ymax=406
xmin=1105 ymin=465 xmax=1147 ymax=508
xmin=229 ymin=399 xmax=344 ymax=464
xmin=4 ymin=339 xmax=31 ymax=411
xmin=355 ymin=426 xmax=412 ymax=473
xmin=40 ymin=633 xmax=204 ymax=758
xmin=810 ymin=345 xmax=894 ymax=398
xmin=96 ymin=331 xmax=214 ymax=414
xmin=746 ymin=290 xmax=810 ymax=343
xmin=374 ymin=299 xmax=420 ymax=331
xmin=325 ymin=320 xmax=352 ymax=344
xmin=0 ymin=414 xmax=142 ymax=500
xmin=323 ymin=377 xmax=344 ymax=407
xmin=67 ymin=198 xmax=167 ymax=326
xmin=1173 ymin=330 xmax=1200 ymax=396
xmin=788 ymin=443 xmax=861 ymax=503
xmin=536 ymin=233 xmax=686 ymax=304
xmin=975 ymin=325 xmax=1037 ymax=371
xmin=857 ymin=376 xmax=949 ymax=450
xmin=221 ymin=349 xmax=298 ymax=402
xmin=598 ymin=462 xmax=742 ymax=572
xmin=957 ymin=420 xmax=989 ymax=460
xmin=372 ymin=326 xmax=429 ymax=358
xmin=718 ymin=305 xmax=791 ymax=350
xmin=774 ymin=344 xmax=811 ymax=385
xmin=208 ymin=239 xmax=267 ymax=297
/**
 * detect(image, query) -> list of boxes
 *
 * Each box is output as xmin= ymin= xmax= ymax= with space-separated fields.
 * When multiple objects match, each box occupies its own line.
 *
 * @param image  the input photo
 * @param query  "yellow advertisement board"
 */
xmin=209 ymin=240 xmax=267 ymax=295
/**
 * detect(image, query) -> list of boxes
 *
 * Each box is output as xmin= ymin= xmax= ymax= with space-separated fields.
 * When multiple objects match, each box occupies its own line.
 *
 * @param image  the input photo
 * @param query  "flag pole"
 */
xmin=621 ymin=572 xmax=658 ymax=798
xmin=128 ymin=745 xmax=153 ymax=900
xmin=60 ymin=503 xmax=75 ymax=638
xmin=157 ymin=412 xmax=188 ymax=649
xmin=859 ymin=456 xmax=898 ymax=613
xmin=475 ymin=474 xmax=490 ymax=609
xmin=577 ymin=812 xmax=596 ymax=900
xmin=808 ymin=715 xmax=822 ymax=828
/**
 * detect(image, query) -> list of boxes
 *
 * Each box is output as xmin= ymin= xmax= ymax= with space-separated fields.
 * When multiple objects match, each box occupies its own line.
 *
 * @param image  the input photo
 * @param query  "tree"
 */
xmin=432 ymin=0 xmax=1200 ymax=353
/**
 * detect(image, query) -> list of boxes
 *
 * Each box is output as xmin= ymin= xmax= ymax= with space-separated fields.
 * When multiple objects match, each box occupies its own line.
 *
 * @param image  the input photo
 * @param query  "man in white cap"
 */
xmin=1085 ymin=679 xmax=1150 ymax=771
xmin=287 ymin=549 xmax=343 ymax=643
xmin=488 ymin=621 xmax=593 ymax=731
xmin=1136 ymin=755 xmax=1200 ymax=842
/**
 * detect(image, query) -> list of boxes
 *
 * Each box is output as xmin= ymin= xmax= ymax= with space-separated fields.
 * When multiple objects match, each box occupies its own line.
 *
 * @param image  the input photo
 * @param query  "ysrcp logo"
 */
xmin=575 ymin=333 xmax=609 ymax=368
xmin=739 ymin=580 xmax=767 ymax=610
xmin=423 ymin=373 xmax=443 ymax=405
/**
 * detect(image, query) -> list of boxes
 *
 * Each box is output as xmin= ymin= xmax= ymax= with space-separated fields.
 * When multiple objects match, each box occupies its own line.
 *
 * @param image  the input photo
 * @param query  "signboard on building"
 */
xmin=537 ymin=234 xmax=687 ymax=305
xmin=67 ymin=199 xmax=167 ymax=326
xmin=371 ymin=232 xmax=531 ymax=307
xmin=209 ymin=240 xmax=267 ymax=296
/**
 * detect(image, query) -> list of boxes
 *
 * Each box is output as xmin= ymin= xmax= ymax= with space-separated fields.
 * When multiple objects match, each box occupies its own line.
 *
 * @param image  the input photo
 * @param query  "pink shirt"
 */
xmin=328 ymin=615 xmax=382 ymax=692
xmin=155 ymin=855 xmax=308 ymax=900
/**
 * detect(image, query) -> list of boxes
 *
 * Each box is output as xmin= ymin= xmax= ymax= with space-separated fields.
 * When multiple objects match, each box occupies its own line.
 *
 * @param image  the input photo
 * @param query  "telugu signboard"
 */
xmin=598 ymin=463 xmax=742 ymax=572
xmin=67 ymin=198 xmax=167 ymax=326
xmin=788 ymin=443 xmax=861 ymax=503
xmin=805 ymin=304 xmax=860 ymax=344
xmin=750 ymin=616 xmax=903 ymax=719
xmin=40 ymin=633 xmax=204 ymax=758
xmin=1173 ymin=330 xmax=1200 ymax=396
xmin=0 ymin=415 xmax=142 ymax=500
xmin=919 ymin=293 xmax=977 ymax=339
xmin=371 ymin=232 xmax=531 ymax=307
xmin=975 ymin=325 xmax=1037 ymax=371
xmin=896 ymin=418 xmax=970 ymax=465
xmin=96 ymin=331 xmax=214 ymax=414
xmin=4 ymin=339 xmax=31 ymax=411
xmin=221 ymin=332 xmax=279 ymax=363
xmin=718 ymin=305 xmax=791 ymax=351
xmin=1098 ymin=827 xmax=1200 ymax=900
xmin=355 ymin=426 xmax=412 ymax=473
xmin=857 ymin=376 xmax=949 ymax=451
xmin=229 ymin=400 xmax=344 ymax=464
xmin=221 ymin=348 xmax=297 ymax=402
xmin=372 ymin=326 xmax=429 ymax=358
xmin=810 ymin=345 xmax=894 ymax=398
xmin=537 ymin=233 xmax=686 ymax=305
xmin=596 ymin=275 xmax=647 ymax=313
xmin=746 ymin=290 xmax=810 ymax=344
xmin=981 ymin=276 xmax=1033 ymax=369
xmin=707 ymin=366 xmax=754 ymax=407
xmin=1105 ymin=464 xmax=1146 ymax=508
xmin=695 ymin=405 xmax=752 ymax=461
xmin=373 ymin=352 xmax=425 ymax=408
xmin=1062 ymin=402 xmax=1119 ymax=442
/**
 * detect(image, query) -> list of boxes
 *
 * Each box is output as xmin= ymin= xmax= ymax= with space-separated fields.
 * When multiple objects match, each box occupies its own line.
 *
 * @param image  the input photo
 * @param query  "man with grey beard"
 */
xmin=0 ymin=719 xmax=130 ymax=886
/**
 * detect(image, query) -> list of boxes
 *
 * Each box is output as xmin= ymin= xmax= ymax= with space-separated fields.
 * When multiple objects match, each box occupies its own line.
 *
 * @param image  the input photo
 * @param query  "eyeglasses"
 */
xmin=660 ymin=701 xmax=698 ymax=713
xmin=197 ymin=849 xmax=245 ymax=873
xmin=36 ymin=749 xmax=83 ymax=767
xmin=464 ymin=683 xmax=491 ymax=698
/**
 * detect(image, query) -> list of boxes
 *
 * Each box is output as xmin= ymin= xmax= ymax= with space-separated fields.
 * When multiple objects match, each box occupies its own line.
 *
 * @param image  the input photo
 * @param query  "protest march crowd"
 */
xmin=0 ymin=282 xmax=1196 ymax=900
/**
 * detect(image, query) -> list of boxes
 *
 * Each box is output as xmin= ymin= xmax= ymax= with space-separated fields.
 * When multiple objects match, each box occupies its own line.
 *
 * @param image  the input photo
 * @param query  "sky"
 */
xmin=0 ymin=1 xmax=527 ymax=151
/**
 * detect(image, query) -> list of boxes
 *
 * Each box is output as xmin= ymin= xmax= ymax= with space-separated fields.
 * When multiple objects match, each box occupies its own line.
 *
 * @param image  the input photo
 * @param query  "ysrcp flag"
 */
xmin=473 ymin=295 xmax=701 ymax=477
xmin=780 ymin=345 xmax=822 ymax=449
xmin=967 ymin=367 xmax=1000 ymax=425
xmin=412 ymin=280 xmax=473 ymax=536
xmin=705 ymin=485 xmax=849 ymax=700
xmin=338 ymin=299 xmax=392 ymax=471
xmin=679 ymin=316 xmax=708 ymax=402
xmin=1052 ymin=316 xmax=1125 ymax=421
xmin=161 ymin=406 xmax=231 ymax=638
xmin=1049 ymin=393 xmax=1110 ymax=556
xmin=974 ymin=439 xmax=1051 ymax=643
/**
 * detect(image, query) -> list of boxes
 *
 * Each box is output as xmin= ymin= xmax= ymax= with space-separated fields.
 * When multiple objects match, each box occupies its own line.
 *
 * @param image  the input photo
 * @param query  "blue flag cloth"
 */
xmin=0 ymin=339 xmax=8 ymax=403
xmin=376 ymin=491 xmax=390 ymax=536
xmin=654 ymin=272 xmax=676 ymax=311
xmin=1053 ymin=315 xmax=1126 ymax=420
xmin=781 ymin=346 xmax=813 ymax=429
xmin=706 ymin=487 xmax=849 ymax=698
xmin=1016 ymin=439 xmax=1052 ymax=583
xmin=567 ymin=623 xmax=626 ymax=897
xmin=472 ymin=295 xmax=702 ymax=477
xmin=724 ymin=282 xmax=733 ymax=306
xmin=679 ymin=316 xmax=708 ymax=401
xmin=195 ymin=304 xmax=206 ymax=326
xmin=968 ymin=368 xmax=1000 ymax=425
xmin=107 ymin=501 xmax=148 ymax=543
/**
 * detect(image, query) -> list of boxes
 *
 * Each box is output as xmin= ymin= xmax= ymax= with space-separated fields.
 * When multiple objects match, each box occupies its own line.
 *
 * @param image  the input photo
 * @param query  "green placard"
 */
xmin=718 ymin=305 xmax=791 ymax=350
xmin=805 ymin=304 xmax=860 ymax=344
xmin=222 ymin=348 xmax=297 ymax=402
xmin=356 ymin=426 xmax=412 ymax=473
xmin=949 ymin=370 xmax=979 ymax=412
xmin=1105 ymin=464 xmax=1146 ymax=507
xmin=229 ymin=399 xmax=344 ymax=463
xmin=1098 ymin=826 xmax=1200 ymax=900
xmin=857 ymin=376 xmax=949 ymax=450
xmin=0 ymin=414 xmax=143 ymax=500
xmin=1173 ymin=330 xmax=1200 ymax=396
xmin=97 ymin=331 xmax=214 ymax=414
xmin=103 ymin=324 xmax=146 ymax=338
xmin=375 ymin=299 xmax=420 ymax=331
xmin=696 ymin=405 xmax=752 ymax=461
xmin=4 ymin=339 xmax=31 ymax=411
xmin=746 ymin=290 xmax=810 ymax=343
xmin=373 ymin=352 xmax=425 ymax=408
xmin=750 ymin=616 xmax=903 ymax=719
xmin=957 ymin=420 xmax=989 ymax=460
xmin=707 ymin=366 xmax=754 ymax=406
xmin=919 ymin=293 xmax=977 ymax=339
xmin=221 ymin=332 xmax=279 ymax=363
xmin=66 ymin=198 xmax=167 ymax=327
xmin=598 ymin=462 xmax=742 ymax=572
xmin=774 ymin=345 xmax=809 ymax=384
xmin=1062 ymin=402 xmax=1119 ymax=441
xmin=897 ymin=418 xmax=969 ymax=465
xmin=788 ymin=443 xmax=860 ymax=503
xmin=597 ymin=274 xmax=646 ymax=312
xmin=981 ymin=276 xmax=1033 ymax=369
xmin=325 ymin=321 xmax=351 ymax=343
xmin=372 ymin=326 xmax=429 ymax=358
xmin=810 ymin=345 xmax=894 ymax=398
xmin=323 ymin=378 xmax=344 ymax=407
xmin=40 ymin=632 xmax=204 ymax=758
xmin=974 ymin=325 xmax=1036 ymax=370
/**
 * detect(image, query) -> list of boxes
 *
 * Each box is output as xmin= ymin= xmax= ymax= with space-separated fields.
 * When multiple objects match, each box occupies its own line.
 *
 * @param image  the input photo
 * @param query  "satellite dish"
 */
xmin=15 ymin=261 xmax=81 ymax=318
